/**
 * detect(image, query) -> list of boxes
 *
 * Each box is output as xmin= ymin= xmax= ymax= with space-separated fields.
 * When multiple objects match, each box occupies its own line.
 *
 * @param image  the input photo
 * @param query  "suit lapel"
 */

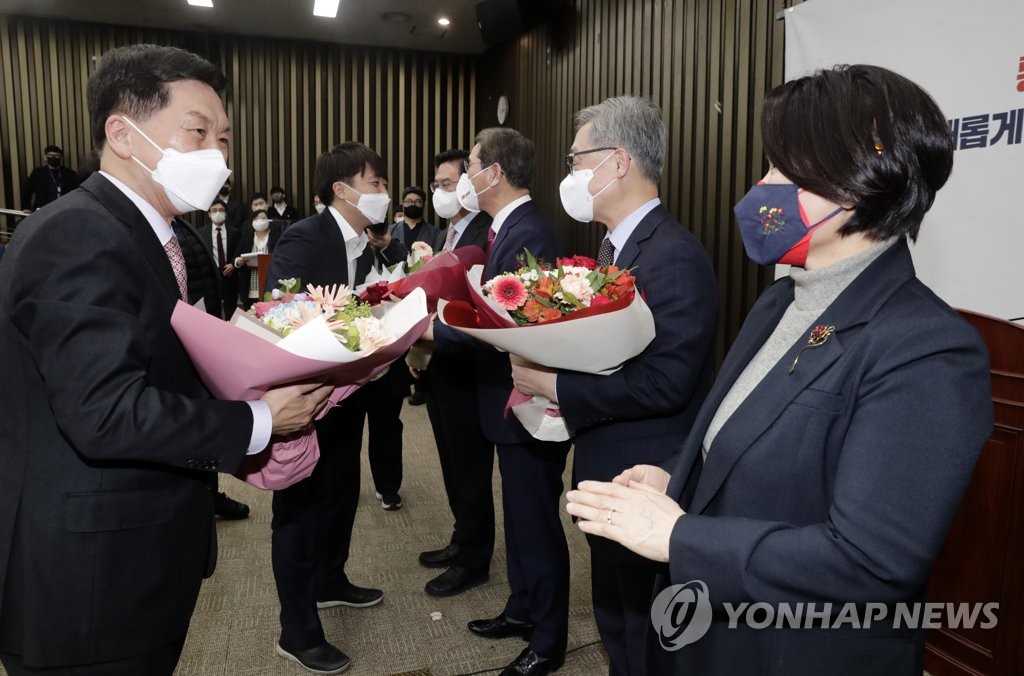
xmin=685 ymin=239 xmax=917 ymax=513
xmin=485 ymin=201 xmax=532 ymax=277
xmin=81 ymin=174 xmax=181 ymax=304
xmin=319 ymin=210 xmax=351 ymax=286
xmin=613 ymin=203 xmax=668 ymax=271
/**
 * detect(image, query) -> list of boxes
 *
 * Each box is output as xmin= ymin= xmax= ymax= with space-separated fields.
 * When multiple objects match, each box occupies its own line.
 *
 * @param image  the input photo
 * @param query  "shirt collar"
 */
xmin=490 ymin=194 xmax=532 ymax=235
xmin=450 ymin=210 xmax=479 ymax=238
xmin=328 ymin=205 xmax=368 ymax=257
xmin=99 ymin=170 xmax=175 ymax=246
xmin=606 ymin=198 xmax=661 ymax=261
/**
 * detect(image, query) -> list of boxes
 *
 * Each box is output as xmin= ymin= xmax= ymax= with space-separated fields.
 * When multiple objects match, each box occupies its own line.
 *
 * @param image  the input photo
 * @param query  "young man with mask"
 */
xmin=216 ymin=179 xmax=244 ymax=228
xmin=0 ymin=44 xmax=332 ymax=675
xmin=21 ymin=144 xmax=79 ymax=213
xmin=415 ymin=148 xmax=496 ymax=598
xmin=425 ymin=128 xmax=570 ymax=676
xmin=198 ymin=198 xmax=241 ymax=318
xmin=389 ymin=185 xmax=438 ymax=248
xmin=511 ymin=96 xmax=719 ymax=675
xmin=266 ymin=141 xmax=404 ymax=674
xmin=269 ymin=185 xmax=300 ymax=221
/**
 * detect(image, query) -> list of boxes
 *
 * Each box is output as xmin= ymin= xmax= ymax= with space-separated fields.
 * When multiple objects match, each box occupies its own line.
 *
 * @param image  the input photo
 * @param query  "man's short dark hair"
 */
xmin=44 ymin=145 xmax=63 ymax=155
xmin=313 ymin=141 xmax=387 ymax=207
xmin=433 ymin=148 xmax=469 ymax=173
xmin=87 ymin=44 xmax=227 ymax=150
xmin=761 ymin=64 xmax=953 ymax=242
xmin=402 ymin=186 xmax=426 ymax=202
xmin=208 ymin=198 xmax=227 ymax=210
xmin=475 ymin=128 xmax=534 ymax=190
xmin=250 ymin=192 xmax=267 ymax=203
xmin=270 ymin=186 xmax=285 ymax=194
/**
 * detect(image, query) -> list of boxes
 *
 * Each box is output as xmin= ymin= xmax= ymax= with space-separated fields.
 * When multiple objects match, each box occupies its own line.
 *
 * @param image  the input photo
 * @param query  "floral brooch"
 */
xmin=788 ymin=324 xmax=835 ymax=375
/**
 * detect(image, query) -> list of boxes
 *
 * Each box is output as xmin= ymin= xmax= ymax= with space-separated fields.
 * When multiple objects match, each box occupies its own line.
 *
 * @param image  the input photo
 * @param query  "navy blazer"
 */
xmin=435 ymin=199 xmax=563 ymax=445
xmin=0 ymin=174 xmax=253 ymax=666
xmin=657 ymin=239 xmax=992 ymax=675
xmin=557 ymin=203 xmax=717 ymax=487
xmin=434 ymin=211 xmax=493 ymax=252
xmin=267 ymin=209 xmax=375 ymax=289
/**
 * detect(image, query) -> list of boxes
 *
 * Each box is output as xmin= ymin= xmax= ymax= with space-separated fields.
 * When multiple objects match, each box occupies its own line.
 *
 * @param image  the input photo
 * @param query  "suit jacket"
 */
xmin=173 ymin=218 xmax=222 ymax=318
xmin=434 ymin=211 xmax=493 ymax=252
xmin=197 ymin=221 xmax=241 ymax=317
xmin=221 ymin=194 xmax=245 ymax=229
xmin=657 ymin=239 xmax=992 ymax=675
xmin=557 ymin=204 xmax=717 ymax=490
xmin=0 ymin=173 xmax=254 ymax=667
xmin=269 ymin=202 xmax=300 ymax=221
xmin=21 ymin=165 xmax=79 ymax=210
xmin=390 ymin=218 xmax=440 ymax=249
xmin=266 ymin=209 xmax=375 ymax=291
xmin=434 ymin=199 xmax=563 ymax=445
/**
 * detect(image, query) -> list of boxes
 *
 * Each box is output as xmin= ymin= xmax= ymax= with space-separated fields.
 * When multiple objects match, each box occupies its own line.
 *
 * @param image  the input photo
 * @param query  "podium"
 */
xmin=925 ymin=311 xmax=1024 ymax=675
xmin=255 ymin=253 xmax=272 ymax=300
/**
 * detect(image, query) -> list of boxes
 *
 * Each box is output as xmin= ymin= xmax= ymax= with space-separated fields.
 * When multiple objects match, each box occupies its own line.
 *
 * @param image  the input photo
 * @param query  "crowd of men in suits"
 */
xmin=0 ymin=44 xmax=719 ymax=676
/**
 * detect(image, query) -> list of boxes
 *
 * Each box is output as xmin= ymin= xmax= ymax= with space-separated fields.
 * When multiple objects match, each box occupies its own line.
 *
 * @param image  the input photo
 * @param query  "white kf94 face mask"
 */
xmin=343 ymin=184 xmax=392 ymax=225
xmin=122 ymin=116 xmax=232 ymax=214
xmin=432 ymin=185 xmax=462 ymax=219
xmin=456 ymin=164 xmax=495 ymax=213
xmin=559 ymin=151 xmax=617 ymax=223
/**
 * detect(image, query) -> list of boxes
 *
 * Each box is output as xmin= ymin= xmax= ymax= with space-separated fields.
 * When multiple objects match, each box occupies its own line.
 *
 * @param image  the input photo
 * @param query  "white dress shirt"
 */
xmin=327 ymin=205 xmax=368 ymax=285
xmin=490 ymin=194 xmax=532 ymax=238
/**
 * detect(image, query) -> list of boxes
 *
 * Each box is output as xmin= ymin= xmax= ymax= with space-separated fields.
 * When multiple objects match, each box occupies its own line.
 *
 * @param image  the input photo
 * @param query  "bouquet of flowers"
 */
xmin=438 ymin=250 xmax=656 ymax=441
xmin=359 ymin=244 xmax=487 ymax=311
xmin=170 ymin=284 xmax=429 ymax=489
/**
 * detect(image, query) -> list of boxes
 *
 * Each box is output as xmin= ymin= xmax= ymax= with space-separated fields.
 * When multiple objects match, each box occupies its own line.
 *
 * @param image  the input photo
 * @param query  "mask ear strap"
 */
xmin=810 ymin=206 xmax=845 ymax=228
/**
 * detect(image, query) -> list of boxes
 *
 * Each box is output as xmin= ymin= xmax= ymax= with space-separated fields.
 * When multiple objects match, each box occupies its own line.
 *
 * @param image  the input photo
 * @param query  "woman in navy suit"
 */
xmin=567 ymin=65 xmax=993 ymax=675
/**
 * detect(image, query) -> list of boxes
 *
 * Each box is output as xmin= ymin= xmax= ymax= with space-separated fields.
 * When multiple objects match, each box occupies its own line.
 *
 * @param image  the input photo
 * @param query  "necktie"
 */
xmin=442 ymin=225 xmax=458 ymax=252
xmin=215 ymin=226 xmax=225 ymax=268
xmin=487 ymin=227 xmax=496 ymax=255
xmin=597 ymin=237 xmax=616 ymax=267
xmin=164 ymin=235 xmax=188 ymax=301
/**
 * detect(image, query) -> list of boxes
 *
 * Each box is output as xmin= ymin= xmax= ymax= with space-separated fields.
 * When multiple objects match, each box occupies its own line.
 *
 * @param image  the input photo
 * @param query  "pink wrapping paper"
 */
xmin=170 ymin=293 xmax=429 ymax=489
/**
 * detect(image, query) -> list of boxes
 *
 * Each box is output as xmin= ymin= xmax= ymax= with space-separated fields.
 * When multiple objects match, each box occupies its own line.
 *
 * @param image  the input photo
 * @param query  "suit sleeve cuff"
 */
xmin=246 ymin=400 xmax=272 ymax=454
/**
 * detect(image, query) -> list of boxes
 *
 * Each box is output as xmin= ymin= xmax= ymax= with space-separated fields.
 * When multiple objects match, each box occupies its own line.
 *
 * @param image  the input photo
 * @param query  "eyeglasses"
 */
xmin=429 ymin=179 xmax=456 ymax=193
xmin=463 ymin=159 xmax=482 ymax=174
xmin=564 ymin=146 xmax=617 ymax=171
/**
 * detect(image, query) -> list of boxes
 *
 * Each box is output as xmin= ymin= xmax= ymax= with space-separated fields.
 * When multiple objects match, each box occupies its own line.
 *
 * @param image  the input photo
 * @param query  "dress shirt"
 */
xmin=327 ymin=205 xmax=367 ymax=286
xmin=99 ymin=171 xmax=272 ymax=454
xmin=605 ymin=198 xmax=660 ymax=264
xmin=446 ymin=210 xmax=480 ymax=249
xmin=490 ymin=194 xmax=532 ymax=238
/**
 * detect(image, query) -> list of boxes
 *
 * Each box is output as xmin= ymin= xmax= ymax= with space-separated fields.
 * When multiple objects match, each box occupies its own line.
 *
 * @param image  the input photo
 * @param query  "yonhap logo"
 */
xmin=650 ymin=580 xmax=712 ymax=650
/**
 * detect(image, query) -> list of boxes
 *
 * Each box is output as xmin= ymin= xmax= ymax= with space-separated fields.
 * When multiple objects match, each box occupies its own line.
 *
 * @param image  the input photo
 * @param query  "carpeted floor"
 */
xmin=173 ymin=402 xmax=609 ymax=676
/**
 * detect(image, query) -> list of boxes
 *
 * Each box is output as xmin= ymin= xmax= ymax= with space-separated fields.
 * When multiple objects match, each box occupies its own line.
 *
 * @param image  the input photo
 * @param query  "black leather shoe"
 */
xmin=316 ymin=583 xmax=384 ymax=609
xmin=408 ymin=389 xmax=425 ymax=406
xmin=499 ymin=647 xmax=564 ymax=675
xmin=425 ymin=566 xmax=489 ymax=597
xmin=214 ymin=491 xmax=250 ymax=520
xmin=418 ymin=542 xmax=460 ymax=568
xmin=468 ymin=613 xmax=534 ymax=640
xmin=275 ymin=642 xmax=351 ymax=674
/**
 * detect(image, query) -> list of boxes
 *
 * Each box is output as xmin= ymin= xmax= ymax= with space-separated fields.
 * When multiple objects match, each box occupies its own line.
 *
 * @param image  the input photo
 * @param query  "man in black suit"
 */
xmin=266 ymin=141 xmax=404 ymax=675
xmin=197 ymin=198 xmax=241 ymax=318
xmin=269 ymin=185 xmax=301 ymax=221
xmin=20 ymin=144 xmax=79 ymax=212
xmin=0 ymin=44 xmax=331 ymax=676
xmin=428 ymin=128 xmax=571 ymax=676
xmin=216 ymin=178 xmax=245 ymax=228
xmin=511 ymin=96 xmax=719 ymax=675
xmin=416 ymin=148 xmax=496 ymax=598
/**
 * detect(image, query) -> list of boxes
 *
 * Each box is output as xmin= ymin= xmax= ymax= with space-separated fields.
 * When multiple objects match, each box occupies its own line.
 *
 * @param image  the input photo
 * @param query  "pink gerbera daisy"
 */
xmin=490 ymin=275 xmax=528 ymax=310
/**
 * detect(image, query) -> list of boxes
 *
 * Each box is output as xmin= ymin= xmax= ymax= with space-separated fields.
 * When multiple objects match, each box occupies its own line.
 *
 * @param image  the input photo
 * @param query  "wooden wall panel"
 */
xmin=0 ymin=15 xmax=476 ymax=230
xmin=476 ymin=0 xmax=804 ymax=362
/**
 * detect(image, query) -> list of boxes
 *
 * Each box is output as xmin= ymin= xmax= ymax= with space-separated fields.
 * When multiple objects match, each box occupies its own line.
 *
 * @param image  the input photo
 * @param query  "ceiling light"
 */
xmin=313 ymin=0 xmax=340 ymax=18
xmin=438 ymin=17 xmax=450 ymax=26
xmin=187 ymin=0 xmax=214 ymax=6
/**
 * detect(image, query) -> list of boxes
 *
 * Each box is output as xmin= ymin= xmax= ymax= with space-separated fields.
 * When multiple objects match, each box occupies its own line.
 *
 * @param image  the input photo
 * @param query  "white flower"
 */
xmin=557 ymin=271 xmax=595 ymax=306
xmin=353 ymin=316 xmax=394 ymax=353
xmin=408 ymin=241 xmax=433 ymax=265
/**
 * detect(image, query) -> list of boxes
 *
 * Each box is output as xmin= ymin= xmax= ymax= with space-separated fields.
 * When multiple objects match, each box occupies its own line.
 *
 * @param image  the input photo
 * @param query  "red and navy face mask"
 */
xmin=734 ymin=183 xmax=844 ymax=267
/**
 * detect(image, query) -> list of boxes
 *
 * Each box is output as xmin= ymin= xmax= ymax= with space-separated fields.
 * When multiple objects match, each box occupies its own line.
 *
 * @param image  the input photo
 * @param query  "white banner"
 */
xmin=783 ymin=0 xmax=1024 ymax=322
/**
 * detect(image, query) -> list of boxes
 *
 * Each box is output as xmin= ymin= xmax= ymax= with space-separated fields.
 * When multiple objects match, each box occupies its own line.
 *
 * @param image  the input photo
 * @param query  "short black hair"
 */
xmin=476 ymin=128 xmax=534 ymax=190
xmin=313 ymin=141 xmax=387 ymax=207
xmin=250 ymin=192 xmax=267 ymax=203
xmin=433 ymin=148 xmax=469 ymax=172
xmin=44 ymin=145 xmax=63 ymax=155
xmin=87 ymin=44 xmax=226 ymax=150
xmin=270 ymin=186 xmax=285 ymax=194
xmin=401 ymin=186 xmax=426 ymax=202
xmin=252 ymin=209 xmax=269 ymax=220
xmin=761 ymin=64 xmax=953 ymax=242
xmin=208 ymin=198 xmax=227 ymax=210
